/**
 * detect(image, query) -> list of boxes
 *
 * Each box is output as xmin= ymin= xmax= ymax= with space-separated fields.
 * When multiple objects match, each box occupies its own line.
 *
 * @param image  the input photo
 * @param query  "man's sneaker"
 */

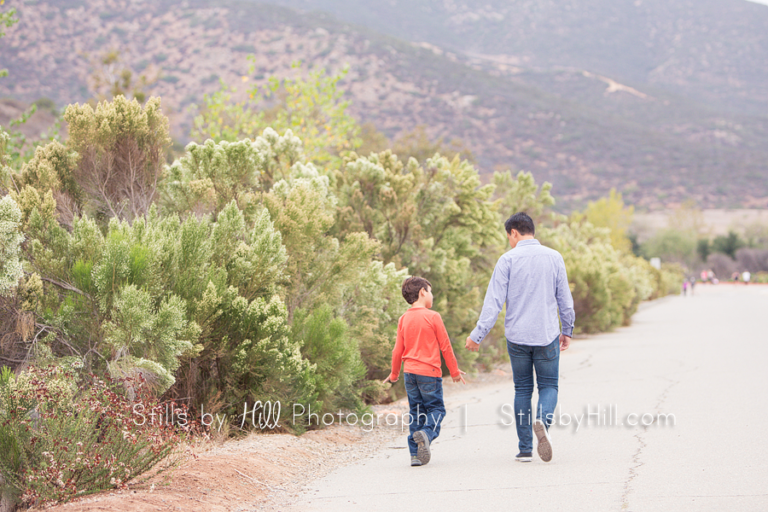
xmin=515 ymin=452 xmax=532 ymax=462
xmin=533 ymin=419 xmax=553 ymax=462
xmin=412 ymin=430 xmax=431 ymax=465
xmin=410 ymin=456 xmax=422 ymax=467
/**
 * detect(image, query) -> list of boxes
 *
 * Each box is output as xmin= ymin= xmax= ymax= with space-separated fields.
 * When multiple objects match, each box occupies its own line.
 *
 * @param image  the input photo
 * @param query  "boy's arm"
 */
xmin=434 ymin=313 xmax=461 ymax=379
xmin=387 ymin=318 xmax=405 ymax=382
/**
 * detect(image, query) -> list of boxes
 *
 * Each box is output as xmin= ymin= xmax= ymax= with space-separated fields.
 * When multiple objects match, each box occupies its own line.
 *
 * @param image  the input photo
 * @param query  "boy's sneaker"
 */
xmin=412 ymin=430 xmax=431 ymax=465
xmin=515 ymin=452 xmax=532 ymax=462
xmin=410 ymin=456 xmax=422 ymax=467
xmin=533 ymin=419 xmax=553 ymax=462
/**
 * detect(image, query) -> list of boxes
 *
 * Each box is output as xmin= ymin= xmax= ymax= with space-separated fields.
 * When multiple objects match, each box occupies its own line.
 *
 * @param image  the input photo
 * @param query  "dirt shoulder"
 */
xmin=45 ymin=367 xmax=514 ymax=512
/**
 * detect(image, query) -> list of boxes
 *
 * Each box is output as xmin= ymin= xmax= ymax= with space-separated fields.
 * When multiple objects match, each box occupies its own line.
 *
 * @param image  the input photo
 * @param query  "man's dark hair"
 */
xmin=401 ymin=276 xmax=432 ymax=305
xmin=505 ymin=212 xmax=535 ymax=236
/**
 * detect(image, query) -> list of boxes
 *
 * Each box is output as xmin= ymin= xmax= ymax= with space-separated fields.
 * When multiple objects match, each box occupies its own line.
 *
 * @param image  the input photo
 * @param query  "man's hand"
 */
xmin=465 ymin=336 xmax=480 ymax=352
xmin=452 ymin=370 xmax=467 ymax=384
xmin=382 ymin=375 xmax=397 ymax=384
xmin=559 ymin=334 xmax=571 ymax=351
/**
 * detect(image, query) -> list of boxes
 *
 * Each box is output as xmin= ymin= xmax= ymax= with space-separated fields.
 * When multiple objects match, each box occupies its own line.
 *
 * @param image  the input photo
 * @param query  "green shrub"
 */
xmin=292 ymin=305 xmax=366 ymax=415
xmin=542 ymin=221 xmax=658 ymax=334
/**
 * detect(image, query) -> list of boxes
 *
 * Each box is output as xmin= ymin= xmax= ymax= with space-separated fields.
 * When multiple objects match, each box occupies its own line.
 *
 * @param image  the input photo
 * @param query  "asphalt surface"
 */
xmin=286 ymin=284 xmax=768 ymax=511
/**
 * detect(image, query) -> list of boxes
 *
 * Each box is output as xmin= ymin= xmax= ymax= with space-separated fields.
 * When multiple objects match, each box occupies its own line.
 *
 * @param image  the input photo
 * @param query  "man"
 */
xmin=465 ymin=212 xmax=575 ymax=463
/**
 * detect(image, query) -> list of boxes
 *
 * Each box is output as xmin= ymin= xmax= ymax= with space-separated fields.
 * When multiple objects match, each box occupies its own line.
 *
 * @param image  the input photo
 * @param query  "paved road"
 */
xmin=286 ymin=284 xmax=768 ymax=511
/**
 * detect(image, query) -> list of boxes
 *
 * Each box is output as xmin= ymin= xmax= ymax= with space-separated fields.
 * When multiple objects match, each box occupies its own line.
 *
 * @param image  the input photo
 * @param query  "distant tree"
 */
xmin=577 ymin=189 xmax=634 ymax=253
xmin=697 ymin=238 xmax=711 ymax=263
xmin=711 ymin=231 xmax=744 ymax=260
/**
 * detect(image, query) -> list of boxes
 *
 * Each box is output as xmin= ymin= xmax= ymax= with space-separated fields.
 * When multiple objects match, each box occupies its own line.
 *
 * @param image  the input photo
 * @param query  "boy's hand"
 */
xmin=452 ymin=370 xmax=467 ymax=384
xmin=559 ymin=334 xmax=571 ymax=351
xmin=382 ymin=375 xmax=397 ymax=384
xmin=465 ymin=336 xmax=480 ymax=352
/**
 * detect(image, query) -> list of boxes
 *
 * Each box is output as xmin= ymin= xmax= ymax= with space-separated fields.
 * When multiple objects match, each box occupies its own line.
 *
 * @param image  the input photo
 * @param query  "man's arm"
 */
xmin=555 ymin=254 xmax=575 ymax=349
xmin=466 ymin=256 xmax=510 ymax=351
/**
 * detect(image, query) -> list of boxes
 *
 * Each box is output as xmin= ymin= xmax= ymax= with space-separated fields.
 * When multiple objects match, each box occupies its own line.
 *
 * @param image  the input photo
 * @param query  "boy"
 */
xmin=384 ymin=277 xmax=466 ymax=467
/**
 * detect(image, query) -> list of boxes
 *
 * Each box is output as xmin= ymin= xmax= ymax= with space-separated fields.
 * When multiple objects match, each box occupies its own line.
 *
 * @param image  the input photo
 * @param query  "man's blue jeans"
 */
xmin=507 ymin=336 xmax=560 ymax=453
xmin=404 ymin=373 xmax=446 ymax=457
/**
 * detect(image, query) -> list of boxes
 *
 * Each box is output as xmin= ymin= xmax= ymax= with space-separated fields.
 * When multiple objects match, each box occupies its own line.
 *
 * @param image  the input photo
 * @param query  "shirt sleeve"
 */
xmin=469 ymin=255 xmax=510 ymax=344
xmin=389 ymin=316 xmax=405 ymax=381
xmin=433 ymin=313 xmax=460 ymax=378
xmin=556 ymin=254 xmax=575 ymax=337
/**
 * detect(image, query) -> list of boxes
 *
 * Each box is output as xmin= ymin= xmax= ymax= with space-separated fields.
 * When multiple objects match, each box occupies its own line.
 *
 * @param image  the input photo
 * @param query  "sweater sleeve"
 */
xmin=556 ymin=253 xmax=575 ymax=337
xmin=433 ymin=313 xmax=460 ymax=378
xmin=389 ymin=316 xmax=405 ymax=381
xmin=470 ymin=255 xmax=510 ymax=344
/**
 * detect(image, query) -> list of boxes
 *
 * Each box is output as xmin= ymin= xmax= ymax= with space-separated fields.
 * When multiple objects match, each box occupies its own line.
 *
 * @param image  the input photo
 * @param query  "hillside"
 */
xmin=1 ymin=0 xmax=767 ymax=210
xmin=262 ymin=0 xmax=768 ymax=116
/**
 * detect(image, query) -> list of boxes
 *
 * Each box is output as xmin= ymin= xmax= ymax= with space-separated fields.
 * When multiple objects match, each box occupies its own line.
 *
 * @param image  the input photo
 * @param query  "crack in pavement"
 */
xmin=620 ymin=376 xmax=680 ymax=511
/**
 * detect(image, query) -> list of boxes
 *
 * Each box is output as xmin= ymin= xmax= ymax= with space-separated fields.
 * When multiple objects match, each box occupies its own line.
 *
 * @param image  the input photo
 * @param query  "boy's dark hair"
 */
xmin=505 ymin=212 xmax=535 ymax=235
xmin=401 ymin=276 xmax=432 ymax=305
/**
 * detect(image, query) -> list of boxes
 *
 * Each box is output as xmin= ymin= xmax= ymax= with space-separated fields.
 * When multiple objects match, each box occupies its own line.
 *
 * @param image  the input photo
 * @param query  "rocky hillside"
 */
xmin=265 ymin=0 xmax=768 ymax=115
xmin=1 ymin=0 xmax=767 ymax=210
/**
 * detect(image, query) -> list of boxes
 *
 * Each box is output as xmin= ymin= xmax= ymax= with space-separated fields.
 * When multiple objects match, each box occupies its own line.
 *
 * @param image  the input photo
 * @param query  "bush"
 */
xmin=640 ymin=228 xmax=698 ymax=269
xmin=706 ymin=252 xmax=737 ymax=280
xmin=0 ymin=365 xmax=186 ymax=509
xmin=735 ymin=248 xmax=768 ymax=273
xmin=292 ymin=305 xmax=366 ymax=415
xmin=542 ymin=221 xmax=666 ymax=334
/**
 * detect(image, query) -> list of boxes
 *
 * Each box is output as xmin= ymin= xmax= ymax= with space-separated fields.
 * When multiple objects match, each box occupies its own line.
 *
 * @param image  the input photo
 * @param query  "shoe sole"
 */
xmin=515 ymin=456 xmax=532 ymax=463
xmin=533 ymin=420 xmax=552 ymax=462
xmin=413 ymin=430 xmax=431 ymax=465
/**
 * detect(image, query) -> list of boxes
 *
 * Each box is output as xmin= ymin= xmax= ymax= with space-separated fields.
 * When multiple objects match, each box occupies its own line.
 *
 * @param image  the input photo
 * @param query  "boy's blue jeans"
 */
xmin=507 ymin=336 xmax=560 ymax=454
xmin=404 ymin=373 xmax=446 ymax=457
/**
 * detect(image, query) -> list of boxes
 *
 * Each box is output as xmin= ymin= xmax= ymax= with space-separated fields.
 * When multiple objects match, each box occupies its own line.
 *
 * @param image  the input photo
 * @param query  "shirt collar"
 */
xmin=516 ymin=239 xmax=540 ymax=247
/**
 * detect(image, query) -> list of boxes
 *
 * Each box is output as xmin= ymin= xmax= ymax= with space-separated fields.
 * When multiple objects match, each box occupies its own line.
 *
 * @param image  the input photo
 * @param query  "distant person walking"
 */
xmin=465 ymin=212 xmax=574 ymax=463
xmin=683 ymin=280 xmax=689 ymax=296
xmin=690 ymin=278 xmax=696 ymax=296
xmin=743 ymin=271 xmax=751 ymax=285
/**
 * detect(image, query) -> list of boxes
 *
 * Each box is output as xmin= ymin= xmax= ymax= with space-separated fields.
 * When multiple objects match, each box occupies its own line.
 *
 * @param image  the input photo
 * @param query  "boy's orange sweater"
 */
xmin=389 ymin=306 xmax=461 ymax=381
